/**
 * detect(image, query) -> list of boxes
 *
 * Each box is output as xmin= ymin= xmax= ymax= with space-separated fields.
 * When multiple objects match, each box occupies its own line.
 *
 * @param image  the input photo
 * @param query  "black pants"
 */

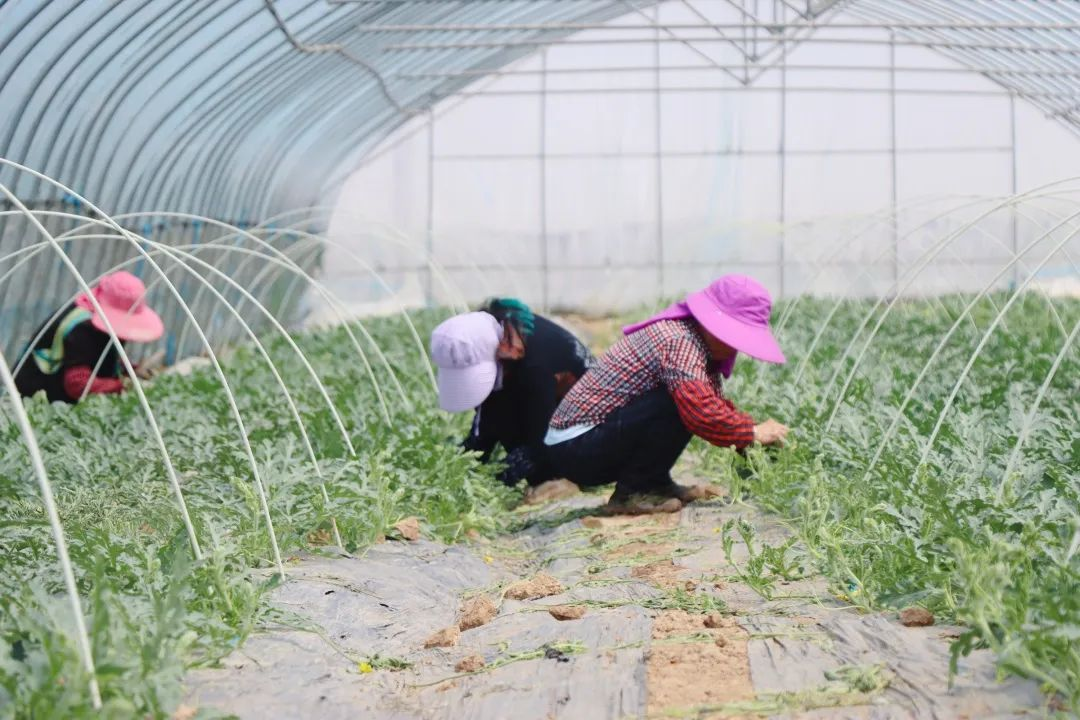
xmin=546 ymin=388 xmax=691 ymax=494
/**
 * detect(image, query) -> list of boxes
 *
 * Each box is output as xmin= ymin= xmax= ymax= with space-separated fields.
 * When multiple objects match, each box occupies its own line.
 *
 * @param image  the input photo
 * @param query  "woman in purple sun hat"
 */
xmin=545 ymin=274 xmax=790 ymax=514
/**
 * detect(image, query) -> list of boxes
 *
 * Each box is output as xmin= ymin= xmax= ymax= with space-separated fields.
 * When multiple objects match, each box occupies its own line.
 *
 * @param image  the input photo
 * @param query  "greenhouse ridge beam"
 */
xmin=448 ymin=86 xmax=1066 ymax=98
xmin=356 ymin=22 xmax=1080 ymax=32
xmin=391 ymin=64 xmax=1080 ymax=79
xmin=383 ymin=37 xmax=1080 ymax=54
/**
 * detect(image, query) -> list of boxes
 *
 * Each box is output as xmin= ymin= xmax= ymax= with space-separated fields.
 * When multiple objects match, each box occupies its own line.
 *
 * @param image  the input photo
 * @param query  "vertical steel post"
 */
xmin=425 ymin=109 xmax=435 ymax=307
xmin=540 ymin=48 xmax=549 ymax=312
xmin=654 ymin=4 xmax=665 ymax=299
xmin=890 ymin=31 xmax=899 ymax=290
xmin=777 ymin=1 xmax=787 ymax=298
xmin=1009 ymin=92 xmax=1019 ymax=288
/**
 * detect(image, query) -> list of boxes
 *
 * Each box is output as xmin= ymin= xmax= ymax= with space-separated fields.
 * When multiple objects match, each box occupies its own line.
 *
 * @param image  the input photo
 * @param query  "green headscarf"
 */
xmin=481 ymin=297 xmax=535 ymax=338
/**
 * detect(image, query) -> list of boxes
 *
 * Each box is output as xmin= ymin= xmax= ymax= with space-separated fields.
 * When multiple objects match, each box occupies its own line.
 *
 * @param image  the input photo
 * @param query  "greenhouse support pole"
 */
xmin=654 ymin=5 xmax=665 ymax=299
xmin=778 ymin=20 xmax=787 ymax=298
xmin=1009 ymin=92 xmax=1019 ymax=288
xmin=540 ymin=48 xmax=549 ymax=312
xmin=425 ymin=109 xmax=435 ymax=307
xmin=890 ymin=31 xmax=899 ymax=288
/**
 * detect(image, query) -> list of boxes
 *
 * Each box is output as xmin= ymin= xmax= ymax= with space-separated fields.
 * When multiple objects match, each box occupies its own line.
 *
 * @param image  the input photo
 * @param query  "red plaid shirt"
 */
xmin=550 ymin=319 xmax=755 ymax=449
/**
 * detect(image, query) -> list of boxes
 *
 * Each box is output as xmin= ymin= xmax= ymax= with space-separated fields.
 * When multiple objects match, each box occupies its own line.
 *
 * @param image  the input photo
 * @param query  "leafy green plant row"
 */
xmin=0 ymin=310 xmax=516 ymax=718
xmin=694 ymin=292 xmax=1079 ymax=709
xmin=2 ymin=293 xmax=1077 ymax=717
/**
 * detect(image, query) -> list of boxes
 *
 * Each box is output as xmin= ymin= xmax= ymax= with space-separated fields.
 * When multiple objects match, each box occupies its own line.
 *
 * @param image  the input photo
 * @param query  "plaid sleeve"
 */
xmin=669 ymin=379 xmax=756 ymax=449
xmin=656 ymin=333 xmax=712 ymax=387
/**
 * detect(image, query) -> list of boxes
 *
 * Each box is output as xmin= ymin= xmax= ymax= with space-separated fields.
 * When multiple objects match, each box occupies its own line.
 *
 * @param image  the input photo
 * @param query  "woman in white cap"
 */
xmin=546 ymin=275 xmax=790 ymax=514
xmin=15 ymin=271 xmax=164 ymax=404
xmin=430 ymin=298 xmax=592 ymax=491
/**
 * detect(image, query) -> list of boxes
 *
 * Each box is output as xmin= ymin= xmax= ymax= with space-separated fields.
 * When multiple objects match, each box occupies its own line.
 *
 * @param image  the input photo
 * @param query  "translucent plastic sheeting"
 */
xmin=326 ymin=0 xmax=1080 ymax=313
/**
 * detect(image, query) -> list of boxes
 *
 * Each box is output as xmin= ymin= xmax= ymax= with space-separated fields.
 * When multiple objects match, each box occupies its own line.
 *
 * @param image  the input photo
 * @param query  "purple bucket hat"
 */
xmin=430 ymin=312 xmax=502 ymax=412
xmin=623 ymin=274 xmax=785 ymax=376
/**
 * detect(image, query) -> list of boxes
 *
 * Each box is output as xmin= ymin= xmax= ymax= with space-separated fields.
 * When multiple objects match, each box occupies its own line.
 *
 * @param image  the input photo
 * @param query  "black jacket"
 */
xmin=463 ymin=314 xmax=592 ymax=485
xmin=15 ymin=303 xmax=123 ymax=404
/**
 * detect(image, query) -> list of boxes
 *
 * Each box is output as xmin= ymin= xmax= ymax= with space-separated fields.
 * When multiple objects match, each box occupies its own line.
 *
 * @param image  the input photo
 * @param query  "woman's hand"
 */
xmin=134 ymin=349 xmax=166 ymax=380
xmin=753 ymin=419 xmax=789 ymax=446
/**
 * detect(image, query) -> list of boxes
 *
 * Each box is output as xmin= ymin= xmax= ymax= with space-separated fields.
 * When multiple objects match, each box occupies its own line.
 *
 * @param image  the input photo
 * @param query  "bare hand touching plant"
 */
xmin=134 ymin=349 xmax=166 ymax=380
xmin=753 ymin=418 xmax=789 ymax=446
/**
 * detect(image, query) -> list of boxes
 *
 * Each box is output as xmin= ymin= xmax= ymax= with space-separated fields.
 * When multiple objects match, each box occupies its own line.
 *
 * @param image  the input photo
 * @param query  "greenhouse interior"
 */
xmin=0 ymin=0 xmax=1078 ymax=717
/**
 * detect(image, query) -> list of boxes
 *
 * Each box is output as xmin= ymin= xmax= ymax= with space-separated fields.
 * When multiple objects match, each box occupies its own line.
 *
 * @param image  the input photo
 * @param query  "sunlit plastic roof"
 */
xmin=1 ymin=0 xmax=1078 ymax=223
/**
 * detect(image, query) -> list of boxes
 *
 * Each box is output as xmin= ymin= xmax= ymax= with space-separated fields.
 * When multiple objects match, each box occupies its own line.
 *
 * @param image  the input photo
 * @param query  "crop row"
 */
xmin=696 ymin=292 xmax=1079 ymax=708
xmin=1 ymin=293 xmax=1076 ymax=717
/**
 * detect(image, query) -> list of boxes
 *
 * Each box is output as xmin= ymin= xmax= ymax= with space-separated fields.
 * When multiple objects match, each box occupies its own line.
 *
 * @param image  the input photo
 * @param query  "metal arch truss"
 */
xmin=1 ymin=0 xmax=1079 ymax=227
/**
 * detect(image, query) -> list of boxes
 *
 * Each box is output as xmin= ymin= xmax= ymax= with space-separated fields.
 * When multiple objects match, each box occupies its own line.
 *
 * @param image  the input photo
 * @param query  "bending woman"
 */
xmin=15 ymin=271 xmax=164 ymax=404
xmin=431 ymin=298 xmax=592 ymax=488
xmin=545 ymin=275 xmax=789 ymax=513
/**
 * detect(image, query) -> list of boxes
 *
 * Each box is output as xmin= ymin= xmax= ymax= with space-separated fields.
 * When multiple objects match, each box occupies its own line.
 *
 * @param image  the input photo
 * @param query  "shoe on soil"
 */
xmin=653 ymin=482 xmax=724 ymax=504
xmin=602 ymin=492 xmax=683 ymax=516
xmin=523 ymin=478 xmax=581 ymax=506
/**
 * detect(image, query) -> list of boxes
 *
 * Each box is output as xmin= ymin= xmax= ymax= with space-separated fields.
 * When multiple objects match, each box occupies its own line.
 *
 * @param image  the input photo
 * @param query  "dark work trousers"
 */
xmin=546 ymin=387 xmax=692 ymax=494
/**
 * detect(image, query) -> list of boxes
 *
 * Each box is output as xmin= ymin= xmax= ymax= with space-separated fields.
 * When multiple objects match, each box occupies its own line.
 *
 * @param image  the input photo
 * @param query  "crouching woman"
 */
xmin=544 ymin=275 xmax=789 ymax=514
xmin=15 ymin=271 xmax=164 ymax=404
xmin=431 ymin=298 xmax=592 ymax=489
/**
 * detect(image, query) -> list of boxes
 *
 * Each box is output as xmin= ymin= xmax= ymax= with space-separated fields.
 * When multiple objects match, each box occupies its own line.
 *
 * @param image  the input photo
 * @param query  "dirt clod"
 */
xmin=684 ymin=580 xmax=698 ymax=592
xmin=548 ymin=605 xmax=587 ymax=621
xmin=454 ymin=654 xmax=486 ymax=673
xmin=393 ymin=517 xmax=421 ymax=541
xmin=458 ymin=595 xmax=498 ymax=630
xmin=900 ymin=607 xmax=935 ymax=627
xmin=423 ymin=625 xmax=460 ymax=648
xmin=504 ymin=572 xmax=564 ymax=600
xmin=703 ymin=613 xmax=727 ymax=629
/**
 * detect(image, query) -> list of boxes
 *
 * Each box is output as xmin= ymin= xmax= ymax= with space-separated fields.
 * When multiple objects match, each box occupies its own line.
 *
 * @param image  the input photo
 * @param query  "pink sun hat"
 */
xmin=686 ymin=275 xmax=785 ymax=364
xmin=74 ymin=271 xmax=164 ymax=343
xmin=430 ymin=312 xmax=502 ymax=412
xmin=623 ymin=274 xmax=785 ymax=376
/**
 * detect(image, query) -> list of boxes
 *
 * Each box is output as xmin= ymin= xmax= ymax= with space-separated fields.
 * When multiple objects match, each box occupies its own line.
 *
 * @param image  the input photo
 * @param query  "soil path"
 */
xmin=183 ymin=482 xmax=1045 ymax=719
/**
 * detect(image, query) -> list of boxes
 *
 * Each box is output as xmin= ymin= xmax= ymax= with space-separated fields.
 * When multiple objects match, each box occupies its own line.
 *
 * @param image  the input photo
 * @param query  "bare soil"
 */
xmin=645 ymin=610 xmax=754 ymax=717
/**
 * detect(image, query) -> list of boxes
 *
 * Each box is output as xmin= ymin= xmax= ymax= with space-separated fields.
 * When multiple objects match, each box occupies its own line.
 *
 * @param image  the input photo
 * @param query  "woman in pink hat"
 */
xmin=545 ymin=274 xmax=790 ymax=514
xmin=15 ymin=271 xmax=164 ymax=404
